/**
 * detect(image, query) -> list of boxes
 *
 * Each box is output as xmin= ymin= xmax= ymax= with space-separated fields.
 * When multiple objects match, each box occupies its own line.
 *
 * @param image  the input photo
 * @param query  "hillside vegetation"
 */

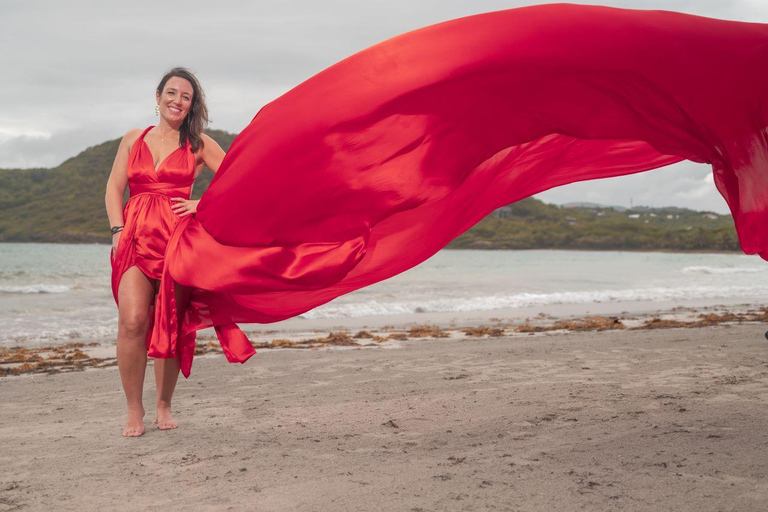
xmin=0 ymin=131 xmax=738 ymax=251
xmin=448 ymin=199 xmax=738 ymax=252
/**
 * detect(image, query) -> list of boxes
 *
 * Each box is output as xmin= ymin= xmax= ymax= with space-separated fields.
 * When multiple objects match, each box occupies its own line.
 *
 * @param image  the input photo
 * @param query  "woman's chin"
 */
xmin=163 ymin=114 xmax=187 ymax=123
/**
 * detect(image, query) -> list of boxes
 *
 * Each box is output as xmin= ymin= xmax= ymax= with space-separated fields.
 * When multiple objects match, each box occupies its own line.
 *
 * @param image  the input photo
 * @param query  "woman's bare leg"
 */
xmin=116 ymin=266 xmax=154 ymax=437
xmin=153 ymin=281 xmax=190 ymax=430
xmin=154 ymin=358 xmax=180 ymax=429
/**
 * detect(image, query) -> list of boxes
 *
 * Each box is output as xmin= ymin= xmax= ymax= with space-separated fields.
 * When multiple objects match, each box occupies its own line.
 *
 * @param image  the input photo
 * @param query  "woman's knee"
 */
xmin=118 ymin=309 xmax=151 ymax=338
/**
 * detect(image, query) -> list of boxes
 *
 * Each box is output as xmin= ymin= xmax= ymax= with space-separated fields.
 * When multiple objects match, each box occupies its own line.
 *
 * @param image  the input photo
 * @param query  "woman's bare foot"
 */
xmin=155 ymin=402 xmax=178 ymax=430
xmin=122 ymin=405 xmax=146 ymax=437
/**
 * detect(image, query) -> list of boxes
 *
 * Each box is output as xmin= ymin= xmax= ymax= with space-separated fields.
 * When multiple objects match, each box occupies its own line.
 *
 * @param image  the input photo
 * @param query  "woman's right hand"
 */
xmin=112 ymin=232 xmax=121 ymax=256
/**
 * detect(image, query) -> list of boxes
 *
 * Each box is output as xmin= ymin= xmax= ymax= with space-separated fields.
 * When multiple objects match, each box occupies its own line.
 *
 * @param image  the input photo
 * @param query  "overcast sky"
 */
xmin=2 ymin=0 xmax=765 ymax=213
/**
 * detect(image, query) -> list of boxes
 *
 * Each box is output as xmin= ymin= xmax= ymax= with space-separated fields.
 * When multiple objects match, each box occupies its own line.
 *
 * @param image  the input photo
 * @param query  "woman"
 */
xmin=104 ymin=67 xmax=226 ymax=437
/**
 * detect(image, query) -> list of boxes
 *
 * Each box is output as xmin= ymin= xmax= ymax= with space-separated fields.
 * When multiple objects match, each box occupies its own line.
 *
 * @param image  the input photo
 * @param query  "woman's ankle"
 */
xmin=156 ymin=399 xmax=172 ymax=410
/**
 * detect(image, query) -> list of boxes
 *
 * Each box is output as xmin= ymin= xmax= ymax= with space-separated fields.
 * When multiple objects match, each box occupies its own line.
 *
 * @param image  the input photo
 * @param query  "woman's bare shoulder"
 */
xmin=200 ymin=132 xmax=217 ymax=146
xmin=121 ymin=128 xmax=145 ymax=152
xmin=124 ymin=127 xmax=144 ymax=142
xmin=200 ymin=132 xmax=224 ymax=151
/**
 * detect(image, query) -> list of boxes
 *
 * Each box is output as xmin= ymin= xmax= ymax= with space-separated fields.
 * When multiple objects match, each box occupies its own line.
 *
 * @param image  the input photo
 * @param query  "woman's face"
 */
xmin=156 ymin=76 xmax=194 ymax=124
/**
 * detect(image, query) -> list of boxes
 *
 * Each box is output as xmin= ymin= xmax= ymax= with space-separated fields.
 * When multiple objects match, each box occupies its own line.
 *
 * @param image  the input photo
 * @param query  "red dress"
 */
xmin=131 ymin=5 xmax=768 ymax=378
xmin=110 ymin=126 xmax=195 ymax=295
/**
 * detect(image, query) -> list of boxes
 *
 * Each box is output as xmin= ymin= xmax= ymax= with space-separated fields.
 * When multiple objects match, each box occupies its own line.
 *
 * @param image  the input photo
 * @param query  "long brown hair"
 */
xmin=156 ymin=67 xmax=209 ymax=152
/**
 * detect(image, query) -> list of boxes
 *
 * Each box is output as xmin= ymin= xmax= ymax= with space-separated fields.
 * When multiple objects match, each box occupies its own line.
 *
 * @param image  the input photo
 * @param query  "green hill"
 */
xmin=0 ymin=132 xmax=739 ymax=251
xmin=448 ymin=199 xmax=739 ymax=252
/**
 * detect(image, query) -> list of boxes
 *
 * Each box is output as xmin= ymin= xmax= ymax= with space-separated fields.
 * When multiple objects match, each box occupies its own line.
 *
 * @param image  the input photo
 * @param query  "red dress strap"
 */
xmin=138 ymin=125 xmax=154 ymax=142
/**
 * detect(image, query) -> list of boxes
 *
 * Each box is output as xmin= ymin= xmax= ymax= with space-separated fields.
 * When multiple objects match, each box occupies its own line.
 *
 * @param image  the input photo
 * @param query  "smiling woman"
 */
xmin=103 ymin=67 xmax=226 ymax=437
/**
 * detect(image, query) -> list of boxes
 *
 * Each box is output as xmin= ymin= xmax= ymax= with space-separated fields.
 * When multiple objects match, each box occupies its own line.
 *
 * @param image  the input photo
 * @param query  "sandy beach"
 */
xmin=2 ymin=318 xmax=768 ymax=511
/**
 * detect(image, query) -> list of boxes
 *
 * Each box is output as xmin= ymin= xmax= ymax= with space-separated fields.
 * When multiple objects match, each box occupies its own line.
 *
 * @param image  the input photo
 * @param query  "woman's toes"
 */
xmin=122 ymin=426 xmax=145 ymax=437
xmin=156 ymin=405 xmax=178 ymax=430
xmin=121 ymin=407 xmax=146 ymax=437
xmin=157 ymin=418 xmax=178 ymax=430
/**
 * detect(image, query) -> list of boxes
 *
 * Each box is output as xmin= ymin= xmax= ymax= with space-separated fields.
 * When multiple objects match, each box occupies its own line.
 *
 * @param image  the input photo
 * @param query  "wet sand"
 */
xmin=2 ymin=322 xmax=768 ymax=511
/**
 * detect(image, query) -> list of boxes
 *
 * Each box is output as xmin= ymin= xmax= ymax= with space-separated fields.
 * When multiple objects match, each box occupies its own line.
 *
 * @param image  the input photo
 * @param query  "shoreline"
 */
xmin=3 ymin=302 xmax=766 ymax=378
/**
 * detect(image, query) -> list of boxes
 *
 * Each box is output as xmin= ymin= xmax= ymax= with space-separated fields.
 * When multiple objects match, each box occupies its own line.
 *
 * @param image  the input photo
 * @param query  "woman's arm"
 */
xmin=105 ymin=129 xmax=139 ymax=249
xmin=199 ymin=133 xmax=226 ymax=174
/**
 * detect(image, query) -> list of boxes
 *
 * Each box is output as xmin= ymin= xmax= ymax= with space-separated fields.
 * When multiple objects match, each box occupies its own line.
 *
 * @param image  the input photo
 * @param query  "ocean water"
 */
xmin=1 ymin=242 xmax=767 ymax=347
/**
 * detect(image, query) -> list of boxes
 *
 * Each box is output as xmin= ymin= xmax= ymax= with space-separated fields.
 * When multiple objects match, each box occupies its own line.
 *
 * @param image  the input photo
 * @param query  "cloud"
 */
xmin=0 ymin=0 xmax=762 ymax=212
xmin=535 ymin=161 xmax=730 ymax=213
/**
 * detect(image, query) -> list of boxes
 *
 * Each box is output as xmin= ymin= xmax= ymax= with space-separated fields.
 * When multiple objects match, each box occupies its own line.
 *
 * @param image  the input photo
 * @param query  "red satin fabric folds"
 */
xmin=152 ymin=4 xmax=768 ymax=376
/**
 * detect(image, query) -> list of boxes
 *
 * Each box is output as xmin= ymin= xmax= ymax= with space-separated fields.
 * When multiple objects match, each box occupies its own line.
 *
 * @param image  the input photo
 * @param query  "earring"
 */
xmin=155 ymin=105 xmax=160 ymax=116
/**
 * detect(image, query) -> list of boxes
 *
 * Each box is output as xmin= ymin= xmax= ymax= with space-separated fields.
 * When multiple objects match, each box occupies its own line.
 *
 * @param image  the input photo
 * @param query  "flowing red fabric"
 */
xmin=145 ymin=4 xmax=768 ymax=377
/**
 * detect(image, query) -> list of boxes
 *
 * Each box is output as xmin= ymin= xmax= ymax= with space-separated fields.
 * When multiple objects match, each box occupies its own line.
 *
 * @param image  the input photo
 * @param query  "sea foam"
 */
xmin=301 ymin=284 xmax=768 ymax=319
xmin=0 ymin=284 xmax=71 ymax=294
xmin=682 ymin=266 xmax=764 ymax=275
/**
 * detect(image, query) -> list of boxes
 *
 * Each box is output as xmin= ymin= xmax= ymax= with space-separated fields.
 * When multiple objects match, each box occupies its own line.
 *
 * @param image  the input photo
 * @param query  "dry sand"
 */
xmin=2 ymin=324 xmax=768 ymax=511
